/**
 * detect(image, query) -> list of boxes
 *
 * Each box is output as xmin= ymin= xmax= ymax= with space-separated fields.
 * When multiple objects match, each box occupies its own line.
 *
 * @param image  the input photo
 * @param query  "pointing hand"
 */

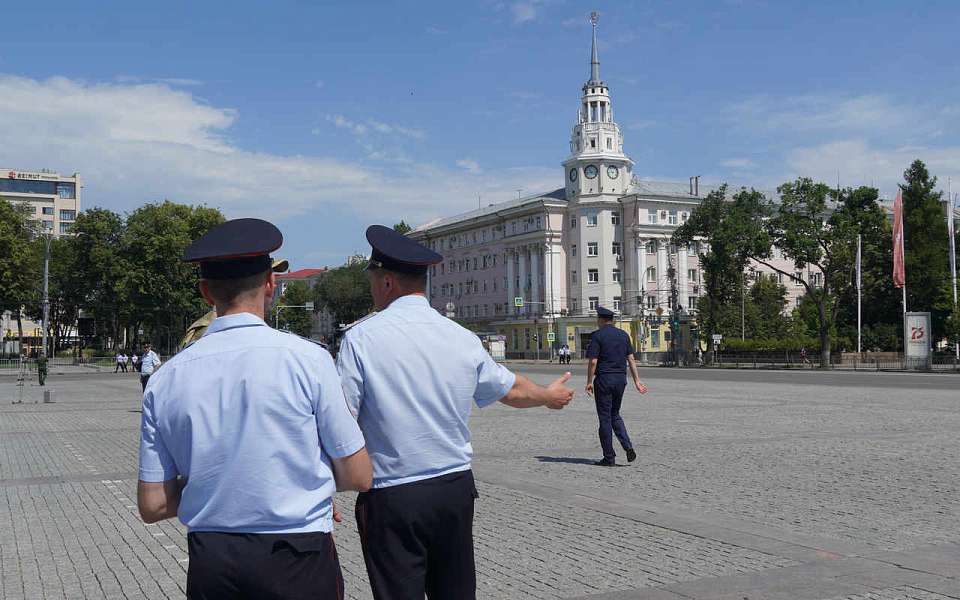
xmin=545 ymin=372 xmax=574 ymax=410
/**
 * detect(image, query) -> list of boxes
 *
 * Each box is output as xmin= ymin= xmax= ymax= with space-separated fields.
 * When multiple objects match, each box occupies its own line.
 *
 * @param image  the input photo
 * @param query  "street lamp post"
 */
xmin=41 ymin=233 xmax=51 ymax=359
xmin=275 ymin=302 xmax=315 ymax=330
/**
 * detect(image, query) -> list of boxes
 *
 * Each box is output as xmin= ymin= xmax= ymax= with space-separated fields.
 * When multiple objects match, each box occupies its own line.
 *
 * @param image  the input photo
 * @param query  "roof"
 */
xmin=628 ymin=178 xmax=778 ymax=201
xmin=413 ymin=188 xmax=567 ymax=234
xmin=276 ymin=268 xmax=327 ymax=280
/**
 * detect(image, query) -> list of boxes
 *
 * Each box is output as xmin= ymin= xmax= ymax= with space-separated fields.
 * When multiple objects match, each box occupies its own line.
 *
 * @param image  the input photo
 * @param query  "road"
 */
xmin=0 ymin=367 xmax=957 ymax=599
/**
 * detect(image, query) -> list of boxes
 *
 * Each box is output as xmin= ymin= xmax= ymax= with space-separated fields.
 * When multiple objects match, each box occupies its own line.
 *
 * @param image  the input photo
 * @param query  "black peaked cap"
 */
xmin=183 ymin=218 xmax=283 ymax=280
xmin=596 ymin=306 xmax=615 ymax=319
xmin=365 ymin=224 xmax=442 ymax=274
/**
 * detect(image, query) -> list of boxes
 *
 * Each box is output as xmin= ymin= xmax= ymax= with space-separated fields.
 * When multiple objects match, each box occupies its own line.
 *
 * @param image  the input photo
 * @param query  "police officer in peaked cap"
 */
xmin=137 ymin=218 xmax=372 ymax=599
xmin=337 ymin=225 xmax=575 ymax=600
xmin=176 ymin=258 xmax=289 ymax=352
xmin=585 ymin=305 xmax=649 ymax=466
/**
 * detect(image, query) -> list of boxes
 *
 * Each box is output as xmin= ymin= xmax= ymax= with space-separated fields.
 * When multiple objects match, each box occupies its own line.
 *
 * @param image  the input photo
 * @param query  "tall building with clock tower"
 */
xmin=562 ymin=12 xmax=634 ymax=316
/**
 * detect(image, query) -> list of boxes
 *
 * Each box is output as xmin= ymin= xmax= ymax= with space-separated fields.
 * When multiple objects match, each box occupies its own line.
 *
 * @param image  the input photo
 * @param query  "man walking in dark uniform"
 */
xmin=585 ymin=306 xmax=648 ymax=466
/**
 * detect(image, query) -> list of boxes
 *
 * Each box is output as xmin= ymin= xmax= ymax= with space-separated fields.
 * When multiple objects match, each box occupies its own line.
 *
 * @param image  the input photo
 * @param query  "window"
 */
xmin=646 ymin=267 xmax=656 ymax=283
xmin=646 ymin=296 xmax=657 ymax=309
xmin=687 ymin=269 xmax=698 ymax=282
xmin=688 ymin=241 xmax=699 ymax=254
xmin=611 ymin=212 xmax=620 ymax=225
xmin=59 ymin=222 xmax=71 ymax=234
xmin=651 ymin=329 xmax=660 ymax=347
xmin=646 ymin=240 xmax=657 ymax=253
xmin=613 ymin=296 xmax=621 ymax=311
xmin=606 ymin=138 xmax=612 ymax=149
xmin=588 ymin=297 xmax=599 ymax=311
xmin=571 ymin=244 xmax=577 ymax=257
xmin=688 ymin=296 xmax=698 ymax=310
xmin=612 ymin=268 xmax=621 ymax=283
xmin=587 ymin=242 xmax=598 ymax=256
xmin=668 ymin=210 xmax=678 ymax=225
xmin=590 ymin=138 xmax=596 ymax=148
xmin=776 ymin=272 xmax=784 ymax=284
xmin=536 ymin=216 xmax=541 ymax=229
xmin=588 ymin=269 xmax=599 ymax=283
xmin=571 ymin=298 xmax=579 ymax=313
xmin=42 ymin=220 xmax=53 ymax=230
xmin=795 ymin=272 xmax=803 ymax=286
xmin=796 ymin=297 xmax=802 ymax=308
xmin=647 ymin=210 xmax=657 ymax=224
xmin=812 ymin=272 xmax=823 ymax=287
xmin=42 ymin=206 xmax=55 ymax=215
xmin=571 ymin=271 xmax=577 ymax=283
xmin=586 ymin=214 xmax=597 ymax=227
xmin=0 ymin=179 xmax=56 ymax=195
xmin=611 ymin=242 xmax=621 ymax=257
xmin=571 ymin=216 xmax=577 ymax=228
xmin=57 ymin=183 xmax=76 ymax=199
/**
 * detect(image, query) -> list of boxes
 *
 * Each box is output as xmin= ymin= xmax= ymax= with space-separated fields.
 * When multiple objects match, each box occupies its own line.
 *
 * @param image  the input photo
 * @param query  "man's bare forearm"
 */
xmin=586 ymin=358 xmax=597 ymax=384
xmin=627 ymin=355 xmax=641 ymax=384
xmin=500 ymin=374 xmax=551 ymax=408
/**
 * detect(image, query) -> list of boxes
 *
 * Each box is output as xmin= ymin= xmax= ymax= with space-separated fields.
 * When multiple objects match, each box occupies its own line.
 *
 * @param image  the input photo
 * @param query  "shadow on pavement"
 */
xmin=535 ymin=456 xmax=597 ymax=465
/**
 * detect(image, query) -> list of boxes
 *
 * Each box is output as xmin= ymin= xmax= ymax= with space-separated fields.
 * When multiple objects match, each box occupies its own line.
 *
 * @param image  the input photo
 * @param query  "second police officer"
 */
xmin=585 ymin=305 xmax=649 ymax=466
xmin=337 ymin=225 xmax=575 ymax=600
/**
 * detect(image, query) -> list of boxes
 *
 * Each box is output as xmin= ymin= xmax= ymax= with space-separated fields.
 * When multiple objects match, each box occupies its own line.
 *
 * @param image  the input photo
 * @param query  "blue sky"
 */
xmin=2 ymin=0 xmax=958 ymax=268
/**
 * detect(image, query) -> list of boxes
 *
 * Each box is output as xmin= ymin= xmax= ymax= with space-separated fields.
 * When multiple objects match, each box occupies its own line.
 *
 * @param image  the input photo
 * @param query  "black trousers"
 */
xmin=355 ymin=470 xmax=478 ymax=600
xmin=594 ymin=375 xmax=633 ymax=461
xmin=140 ymin=374 xmax=150 ymax=392
xmin=186 ymin=531 xmax=343 ymax=599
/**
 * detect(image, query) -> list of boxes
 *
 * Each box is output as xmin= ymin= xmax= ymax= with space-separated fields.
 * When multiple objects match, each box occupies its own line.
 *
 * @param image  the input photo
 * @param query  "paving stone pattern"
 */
xmin=0 ymin=369 xmax=957 ymax=599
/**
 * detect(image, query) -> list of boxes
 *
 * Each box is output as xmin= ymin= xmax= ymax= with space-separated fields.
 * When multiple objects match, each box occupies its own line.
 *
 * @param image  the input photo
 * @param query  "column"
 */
xmin=506 ymin=249 xmax=515 ymax=316
xmin=636 ymin=236 xmax=647 ymax=310
xmin=678 ymin=246 xmax=688 ymax=309
xmin=518 ymin=247 xmax=528 ymax=316
xmin=657 ymin=241 xmax=669 ymax=310
xmin=544 ymin=242 xmax=556 ymax=315
xmin=530 ymin=246 xmax=540 ymax=316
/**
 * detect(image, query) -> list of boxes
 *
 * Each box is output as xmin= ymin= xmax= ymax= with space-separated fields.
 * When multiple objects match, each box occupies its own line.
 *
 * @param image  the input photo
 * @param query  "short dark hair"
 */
xmin=370 ymin=267 xmax=427 ymax=291
xmin=204 ymin=269 xmax=270 ymax=306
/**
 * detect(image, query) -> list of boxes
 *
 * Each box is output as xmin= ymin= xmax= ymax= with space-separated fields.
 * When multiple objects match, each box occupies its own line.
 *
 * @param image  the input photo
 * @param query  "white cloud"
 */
xmin=325 ymin=114 xmax=425 ymax=140
xmin=456 ymin=159 xmax=482 ymax=174
xmin=787 ymin=139 xmax=960 ymax=198
xmin=720 ymin=158 xmax=756 ymax=169
xmin=511 ymin=2 xmax=537 ymax=24
xmin=0 ymin=75 xmax=556 ymax=223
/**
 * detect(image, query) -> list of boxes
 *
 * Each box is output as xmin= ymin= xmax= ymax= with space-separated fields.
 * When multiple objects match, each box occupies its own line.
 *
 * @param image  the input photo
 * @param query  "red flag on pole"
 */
xmin=893 ymin=189 xmax=905 ymax=288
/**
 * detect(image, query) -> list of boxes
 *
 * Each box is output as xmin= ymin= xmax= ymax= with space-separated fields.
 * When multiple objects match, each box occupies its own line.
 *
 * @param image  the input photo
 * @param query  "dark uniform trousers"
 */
xmin=186 ymin=531 xmax=344 ymax=600
xmin=355 ymin=470 xmax=478 ymax=600
xmin=594 ymin=374 xmax=634 ymax=462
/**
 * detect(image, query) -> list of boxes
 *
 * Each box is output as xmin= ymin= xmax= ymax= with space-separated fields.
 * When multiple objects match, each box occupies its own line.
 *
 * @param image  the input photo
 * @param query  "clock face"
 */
xmin=569 ymin=168 xmax=578 ymax=182
xmin=584 ymin=165 xmax=599 ymax=179
xmin=607 ymin=165 xmax=620 ymax=179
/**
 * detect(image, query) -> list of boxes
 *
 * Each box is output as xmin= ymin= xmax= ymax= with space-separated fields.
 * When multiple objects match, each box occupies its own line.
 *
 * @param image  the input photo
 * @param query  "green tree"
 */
xmin=393 ymin=221 xmax=413 ymax=234
xmin=119 ymin=201 xmax=224 ymax=352
xmin=747 ymin=274 xmax=790 ymax=339
xmin=0 ymin=199 xmax=36 ymax=352
xmin=901 ymin=160 xmax=952 ymax=339
xmin=274 ymin=280 xmax=314 ymax=337
xmin=314 ymin=256 xmax=373 ymax=327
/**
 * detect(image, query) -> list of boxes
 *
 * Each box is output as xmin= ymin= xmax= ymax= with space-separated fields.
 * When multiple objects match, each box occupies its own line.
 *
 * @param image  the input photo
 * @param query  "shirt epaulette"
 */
xmin=340 ymin=312 xmax=378 ymax=333
xmin=277 ymin=329 xmax=329 ymax=349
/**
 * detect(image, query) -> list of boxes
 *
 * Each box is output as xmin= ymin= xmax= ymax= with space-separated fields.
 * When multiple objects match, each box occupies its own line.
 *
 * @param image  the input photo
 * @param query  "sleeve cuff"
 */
xmin=477 ymin=369 xmax=517 ymax=408
xmin=138 ymin=467 xmax=178 ymax=483
xmin=327 ymin=437 xmax=365 ymax=460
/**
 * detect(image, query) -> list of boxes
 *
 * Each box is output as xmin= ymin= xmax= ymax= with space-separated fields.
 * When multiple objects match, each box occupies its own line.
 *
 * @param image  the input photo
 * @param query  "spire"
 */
xmin=589 ymin=11 xmax=601 ymax=84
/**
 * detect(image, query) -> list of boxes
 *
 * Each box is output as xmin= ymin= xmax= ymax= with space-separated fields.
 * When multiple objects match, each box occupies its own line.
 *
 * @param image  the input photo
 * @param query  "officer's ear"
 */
xmin=198 ymin=280 xmax=216 ymax=308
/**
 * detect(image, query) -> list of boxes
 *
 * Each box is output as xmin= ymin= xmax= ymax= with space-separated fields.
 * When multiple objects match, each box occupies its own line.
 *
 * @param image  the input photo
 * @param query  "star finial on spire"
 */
xmin=589 ymin=11 xmax=601 ymax=84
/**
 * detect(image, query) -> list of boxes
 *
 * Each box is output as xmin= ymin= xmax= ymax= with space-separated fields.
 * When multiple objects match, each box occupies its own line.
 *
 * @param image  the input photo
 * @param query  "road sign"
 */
xmin=305 ymin=301 xmax=314 ymax=311
xmin=711 ymin=334 xmax=722 ymax=342
xmin=514 ymin=297 xmax=524 ymax=307
xmin=547 ymin=331 xmax=556 ymax=342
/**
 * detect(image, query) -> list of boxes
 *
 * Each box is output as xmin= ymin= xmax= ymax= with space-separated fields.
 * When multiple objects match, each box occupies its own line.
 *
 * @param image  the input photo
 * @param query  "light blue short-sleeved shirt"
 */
xmin=138 ymin=313 xmax=365 ymax=534
xmin=337 ymin=294 xmax=515 ymax=488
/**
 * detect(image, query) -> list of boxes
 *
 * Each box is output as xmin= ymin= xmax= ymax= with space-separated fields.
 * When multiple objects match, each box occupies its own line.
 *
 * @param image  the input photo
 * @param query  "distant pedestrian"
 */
xmin=585 ymin=306 xmax=648 ymax=467
xmin=115 ymin=352 xmax=127 ymax=373
xmin=131 ymin=354 xmax=140 ymax=372
xmin=139 ymin=344 xmax=161 ymax=392
xmin=37 ymin=354 xmax=48 ymax=386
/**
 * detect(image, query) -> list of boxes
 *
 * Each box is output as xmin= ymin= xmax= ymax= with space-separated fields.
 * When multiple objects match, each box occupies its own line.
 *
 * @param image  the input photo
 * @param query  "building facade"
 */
xmin=411 ymin=20 xmax=813 ymax=359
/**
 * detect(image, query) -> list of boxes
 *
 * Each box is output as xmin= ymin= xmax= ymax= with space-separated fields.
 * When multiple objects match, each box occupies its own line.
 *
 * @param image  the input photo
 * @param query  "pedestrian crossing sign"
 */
xmin=514 ymin=297 xmax=524 ymax=307
xmin=547 ymin=332 xmax=556 ymax=342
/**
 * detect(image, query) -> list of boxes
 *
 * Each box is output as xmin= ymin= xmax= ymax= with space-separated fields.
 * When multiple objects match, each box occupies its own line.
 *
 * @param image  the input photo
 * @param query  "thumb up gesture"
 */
xmin=544 ymin=372 xmax=574 ymax=410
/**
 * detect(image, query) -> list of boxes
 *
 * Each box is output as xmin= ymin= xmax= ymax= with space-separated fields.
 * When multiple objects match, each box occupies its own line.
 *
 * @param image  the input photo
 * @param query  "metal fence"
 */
xmin=0 ymin=356 xmax=168 ymax=372
xmin=704 ymin=352 xmax=960 ymax=372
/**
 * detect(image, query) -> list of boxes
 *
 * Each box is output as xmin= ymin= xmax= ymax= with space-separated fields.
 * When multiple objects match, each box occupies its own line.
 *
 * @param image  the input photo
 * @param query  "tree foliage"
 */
xmin=274 ymin=280 xmax=314 ymax=337
xmin=313 ymin=257 xmax=373 ymax=327
xmin=393 ymin=221 xmax=413 ymax=234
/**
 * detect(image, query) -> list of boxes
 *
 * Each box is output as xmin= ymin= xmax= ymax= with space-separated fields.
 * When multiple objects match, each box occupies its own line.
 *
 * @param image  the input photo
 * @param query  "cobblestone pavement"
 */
xmin=0 ymin=369 xmax=957 ymax=599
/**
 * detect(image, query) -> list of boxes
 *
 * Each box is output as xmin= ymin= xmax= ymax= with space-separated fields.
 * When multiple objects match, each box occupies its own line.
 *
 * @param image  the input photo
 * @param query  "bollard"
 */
xmin=43 ymin=389 xmax=55 ymax=403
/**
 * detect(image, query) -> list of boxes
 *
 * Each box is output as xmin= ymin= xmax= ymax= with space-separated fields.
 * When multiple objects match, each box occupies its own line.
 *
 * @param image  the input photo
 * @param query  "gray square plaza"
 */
xmin=1 ymin=367 xmax=957 ymax=599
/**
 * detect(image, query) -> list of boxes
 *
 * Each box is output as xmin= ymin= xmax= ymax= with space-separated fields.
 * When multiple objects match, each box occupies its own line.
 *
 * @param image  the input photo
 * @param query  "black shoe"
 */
xmin=626 ymin=448 xmax=637 ymax=463
xmin=594 ymin=458 xmax=616 ymax=467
